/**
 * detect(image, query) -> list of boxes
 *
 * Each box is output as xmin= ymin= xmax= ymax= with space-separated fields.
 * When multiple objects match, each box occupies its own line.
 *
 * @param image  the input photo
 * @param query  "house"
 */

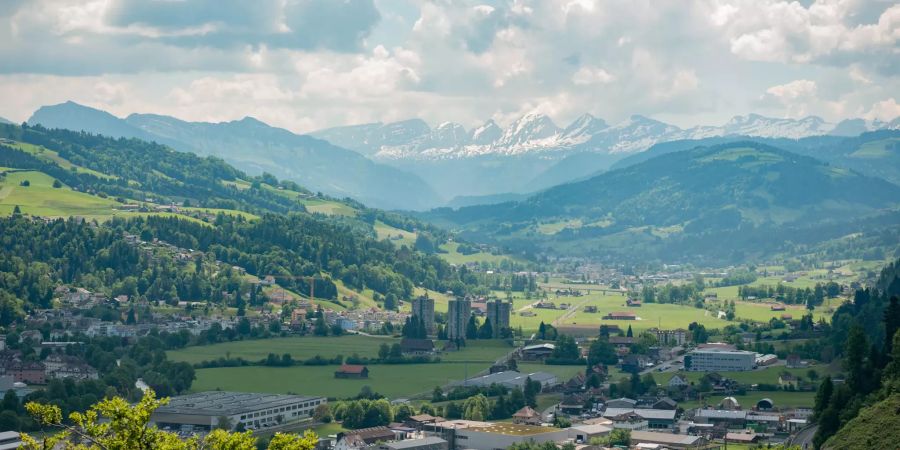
xmin=335 ymin=427 xmax=396 ymax=450
xmin=511 ymin=406 xmax=541 ymax=425
xmin=335 ymin=364 xmax=369 ymax=379
xmin=667 ymin=374 xmax=688 ymax=388
xmin=725 ymin=432 xmax=760 ymax=444
xmin=694 ymin=409 xmax=747 ymax=428
xmin=602 ymin=408 xmax=677 ymax=430
xmin=519 ymin=343 xmax=555 ymax=361
xmin=44 ymin=355 xmax=99 ymax=381
xmin=608 ymin=336 xmax=634 ymax=347
xmin=607 ymin=411 xmax=647 ymax=430
xmin=630 ymin=431 xmax=707 ymax=450
xmin=778 ymin=373 xmax=799 ymax=389
xmin=1 ymin=361 xmax=46 ymax=384
xmin=375 ymin=437 xmax=448 ymax=450
xmin=260 ymin=276 xmax=276 ymax=286
xmin=559 ymin=393 xmax=588 ymax=415
xmin=626 ymin=299 xmax=642 ymax=307
xmin=399 ymin=338 xmax=434 ymax=356
xmin=786 ymin=354 xmax=804 ymax=368
xmin=652 ymin=397 xmax=677 ymax=410
xmin=18 ymin=330 xmax=42 ymax=344
xmin=770 ymin=304 xmax=786 ymax=311
xmin=404 ymin=414 xmax=440 ymax=430
xmin=621 ymin=354 xmax=650 ymax=373
xmin=603 ymin=312 xmax=636 ymax=320
xmin=606 ymin=398 xmax=637 ymax=408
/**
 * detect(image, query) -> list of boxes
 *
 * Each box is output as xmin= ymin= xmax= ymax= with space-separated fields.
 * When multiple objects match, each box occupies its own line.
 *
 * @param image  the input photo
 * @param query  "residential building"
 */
xmin=1 ymin=361 xmax=45 ymax=385
xmin=335 ymin=427 xmax=397 ymax=450
xmin=648 ymin=328 xmax=688 ymax=346
xmin=630 ymin=431 xmax=707 ymax=449
xmin=485 ymin=299 xmax=511 ymax=337
xmin=694 ymin=409 xmax=748 ymax=428
xmin=511 ymin=406 xmax=541 ymax=425
xmin=150 ymin=391 xmax=326 ymax=432
xmin=411 ymin=296 xmax=435 ymax=335
xmin=686 ymin=348 xmax=756 ymax=372
xmin=519 ymin=343 xmax=554 ymax=361
xmin=603 ymin=312 xmax=636 ymax=320
xmin=601 ymin=408 xmax=677 ymax=430
xmin=667 ymin=374 xmax=688 ymax=388
xmin=400 ymin=338 xmax=435 ymax=355
xmin=446 ymin=298 xmax=471 ymax=341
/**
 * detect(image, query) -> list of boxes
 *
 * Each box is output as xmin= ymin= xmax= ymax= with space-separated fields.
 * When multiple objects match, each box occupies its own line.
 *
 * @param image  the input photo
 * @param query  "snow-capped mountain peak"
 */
xmin=497 ymin=112 xmax=561 ymax=147
xmin=470 ymin=119 xmax=503 ymax=145
xmin=561 ymin=113 xmax=609 ymax=141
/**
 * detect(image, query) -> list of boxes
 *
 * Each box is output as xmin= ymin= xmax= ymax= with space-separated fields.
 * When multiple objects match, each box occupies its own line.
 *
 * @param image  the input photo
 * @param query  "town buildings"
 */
xmin=446 ymin=297 xmax=471 ymax=341
xmin=150 ymin=391 xmax=326 ymax=432
xmin=686 ymin=348 xmax=756 ymax=371
xmin=411 ymin=296 xmax=435 ymax=335
xmin=485 ymin=299 xmax=511 ymax=337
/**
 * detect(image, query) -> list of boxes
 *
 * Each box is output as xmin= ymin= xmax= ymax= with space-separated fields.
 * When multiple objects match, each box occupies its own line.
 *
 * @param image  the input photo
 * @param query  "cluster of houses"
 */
xmin=0 ymin=349 xmax=98 ymax=387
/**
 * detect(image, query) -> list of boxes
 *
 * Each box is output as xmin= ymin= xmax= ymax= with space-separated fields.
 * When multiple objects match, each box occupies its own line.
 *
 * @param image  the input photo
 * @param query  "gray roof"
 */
xmin=154 ymin=391 xmax=324 ymax=416
xmin=602 ymin=408 xmax=676 ymax=420
xmin=696 ymin=409 xmax=747 ymax=419
xmin=631 ymin=430 xmax=703 ymax=445
xmin=383 ymin=437 xmax=448 ymax=449
xmin=457 ymin=371 xmax=556 ymax=388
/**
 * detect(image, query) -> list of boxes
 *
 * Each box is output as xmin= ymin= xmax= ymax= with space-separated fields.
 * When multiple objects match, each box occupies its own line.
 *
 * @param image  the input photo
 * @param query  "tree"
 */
xmin=378 ymin=343 xmax=390 ymax=360
xmin=52 ymin=179 xmax=62 ymax=188
xmin=608 ymin=428 xmax=631 ymax=446
xmin=626 ymin=325 xmax=633 ymax=338
xmin=313 ymin=404 xmax=332 ymax=423
xmin=215 ymin=415 xmax=233 ymax=430
xmin=478 ymin=318 xmax=494 ymax=339
xmin=0 ymin=410 xmax=18 ymax=432
xmin=538 ymin=321 xmax=547 ymax=340
xmin=884 ymin=296 xmax=900 ymax=359
xmin=465 ymin=316 xmax=479 ymax=340
xmin=552 ymin=335 xmax=581 ymax=361
xmin=587 ymin=338 xmax=618 ymax=366
xmin=813 ymin=376 xmax=833 ymax=421
xmin=462 ymin=394 xmax=490 ymax=421
xmin=523 ymin=377 xmax=540 ymax=408
xmin=844 ymin=324 xmax=869 ymax=394
xmin=21 ymin=389 xmax=318 ymax=450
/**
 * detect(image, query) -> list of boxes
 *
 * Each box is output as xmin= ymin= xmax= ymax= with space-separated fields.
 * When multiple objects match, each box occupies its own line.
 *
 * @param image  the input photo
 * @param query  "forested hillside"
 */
xmin=425 ymin=142 xmax=900 ymax=264
xmin=808 ymin=259 xmax=900 ymax=448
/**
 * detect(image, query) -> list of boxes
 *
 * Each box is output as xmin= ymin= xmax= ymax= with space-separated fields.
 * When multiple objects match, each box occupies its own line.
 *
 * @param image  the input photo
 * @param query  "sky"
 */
xmin=0 ymin=0 xmax=898 ymax=133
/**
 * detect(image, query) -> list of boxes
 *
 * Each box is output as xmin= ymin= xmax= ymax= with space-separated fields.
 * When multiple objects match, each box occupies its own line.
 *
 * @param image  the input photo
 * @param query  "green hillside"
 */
xmin=823 ymin=394 xmax=900 ymax=450
xmin=425 ymin=142 xmax=900 ymax=263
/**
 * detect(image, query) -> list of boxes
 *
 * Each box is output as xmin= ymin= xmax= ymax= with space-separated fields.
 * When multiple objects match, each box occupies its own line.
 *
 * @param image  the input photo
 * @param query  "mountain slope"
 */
xmin=823 ymin=394 xmax=900 ymax=450
xmin=423 ymin=142 xmax=900 ymax=263
xmin=0 ymin=116 xmax=13 ymax=125
xmin=28 ymin=102 xmax=441 ymax=210
xmin=312 ymin=112 xmax=898 ymax=203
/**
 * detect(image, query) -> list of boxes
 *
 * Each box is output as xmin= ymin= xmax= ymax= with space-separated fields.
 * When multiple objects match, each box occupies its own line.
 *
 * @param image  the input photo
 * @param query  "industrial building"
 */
xmin=485 ymin=299 xmax=511 ymax=337
xmin=446 ymin=297 xmax=471 ymax=341
xmin=411 ymin=296 xmax=435 ymax=335
xmin=150 ymin=391 xmax=326 ymax=432
xmin=686 ymin=348 xmax=756 ymax=371
xmin=454 ymin=370 xmax=557 ymax=390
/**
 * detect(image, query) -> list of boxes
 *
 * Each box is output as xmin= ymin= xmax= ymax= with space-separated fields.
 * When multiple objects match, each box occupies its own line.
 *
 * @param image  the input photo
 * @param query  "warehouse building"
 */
xmin=686 ymin=348 xmax=756 ymax=371
xmin=150 ymin=391 xmax=326 ymax=432
xmin=454 ymin=370 xmax=557 ymax=390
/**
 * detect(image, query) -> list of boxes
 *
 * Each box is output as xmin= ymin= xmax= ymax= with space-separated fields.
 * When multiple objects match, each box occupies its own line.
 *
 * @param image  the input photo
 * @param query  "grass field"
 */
xmin=548 ymin=293 xmax=731 ymax=333
xmin=189 ymin=341 xmax=513 ymax=399
xmin=300 ymin=198 xmax=356 ymax=216
xmin=181 ymin=206 xmax=259 ymax=220
xmin=8 ymin=141 xmax=116 ymax=180
xmin=0 ymin=170 xmax=122 ymax=218
xmin=438 ymin=242 xmax=522 ymax=265
xmin=374 ymin=221 xmax=417 ymax=248
xmin=168 ymin=335 xmax=395 ymax=364
xmin=676 ymin=366 xmax=832 ymax=386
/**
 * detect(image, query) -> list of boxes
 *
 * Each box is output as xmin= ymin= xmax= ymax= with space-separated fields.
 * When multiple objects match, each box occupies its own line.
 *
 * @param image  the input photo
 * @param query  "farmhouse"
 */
xmin=626 ymin=299 xmax=642 ymax=307
xmin=335 ymin=364 xmax=369 ymax=379
xmin=602 ymin=408 xmax=677 ymax=430
xmin=603 ymin=312 xmax=636 ymax=320
xmin=511 ymin=406 xmax=541 ymax=425
xmin=519 ymin=343 xmax=555 ymax=361
xmin=400 ymin=338 xmax=435 ymax=355
xmin=630 ymin=431 xmax=708 ymax=449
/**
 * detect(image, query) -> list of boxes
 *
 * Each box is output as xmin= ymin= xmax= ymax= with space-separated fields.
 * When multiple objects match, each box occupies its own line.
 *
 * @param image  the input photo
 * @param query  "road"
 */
xmin=552 ymin=296 xmax=595 ymax=326
xmin=789 ymin=425 xmax=818 ymax=450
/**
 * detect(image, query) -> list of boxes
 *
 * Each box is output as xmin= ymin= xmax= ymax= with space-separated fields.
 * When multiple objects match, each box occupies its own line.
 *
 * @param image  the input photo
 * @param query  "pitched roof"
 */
xmin=337 ymin=364 xmax=368 ymax=374
xmin=513 ymin=406 xmax=539 ymax=418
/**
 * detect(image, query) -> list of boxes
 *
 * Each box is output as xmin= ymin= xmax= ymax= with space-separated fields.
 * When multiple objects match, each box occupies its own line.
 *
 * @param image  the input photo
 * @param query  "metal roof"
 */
xmin=154 ymin=391 xmax=324 ymax=416
xmin=602 ymin=408 xmax=676 ymax=420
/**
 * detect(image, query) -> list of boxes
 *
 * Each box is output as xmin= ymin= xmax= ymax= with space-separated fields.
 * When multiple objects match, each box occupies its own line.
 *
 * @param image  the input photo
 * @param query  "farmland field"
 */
xmin=374 ymin=221 xmax=417 ymax=248
xmin=678 ymin=391 xmax=816 ymax=409
xmin=0 ymin=170 xmax=121 ymax=218
xmin=300 ymin=198 xmax=356 ymax=216
xmin=188 ymin=340 xmax=513 ymax=399
xmin=438 ymin=242 xmax=522 ymax=265
xmin=168 ymin=335 xmax=395 ymax=365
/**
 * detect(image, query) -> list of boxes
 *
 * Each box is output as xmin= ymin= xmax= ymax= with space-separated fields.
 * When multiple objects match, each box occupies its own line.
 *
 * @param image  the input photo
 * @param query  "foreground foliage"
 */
xmin=21 ymin=389 xmax=317 ymax=450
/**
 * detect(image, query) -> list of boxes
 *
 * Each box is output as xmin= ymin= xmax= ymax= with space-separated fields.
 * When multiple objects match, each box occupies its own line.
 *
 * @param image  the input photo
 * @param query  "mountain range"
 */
xmin=423 ymin=137 xmax=900 ymax=264
xmin=313 ymin=112 xmax=899 ymax=201
xmin=27 ymin=102 xmax=441 ymax=210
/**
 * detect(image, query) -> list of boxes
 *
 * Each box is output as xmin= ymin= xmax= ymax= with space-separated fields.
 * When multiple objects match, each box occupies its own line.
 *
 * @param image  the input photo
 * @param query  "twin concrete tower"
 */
xmin=412 ymin=295 xmax=510 ymax=340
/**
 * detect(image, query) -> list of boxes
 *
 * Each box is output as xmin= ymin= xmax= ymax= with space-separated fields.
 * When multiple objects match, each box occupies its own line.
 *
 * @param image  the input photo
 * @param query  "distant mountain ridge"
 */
xmin=311 ymin=112 xmax=898 ymax=202
xmin=27 ymin=102 xmax=441 ymax=210
xmin=423 ymin=141 xmax=900 ymax=263
xmin=312 ymin=112 xmax=900 ymax=161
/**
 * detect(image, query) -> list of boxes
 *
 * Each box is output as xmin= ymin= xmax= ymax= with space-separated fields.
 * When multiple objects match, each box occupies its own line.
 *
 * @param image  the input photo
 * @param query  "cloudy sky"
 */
xmin=0 ymin=0 xmax=897 ymax=132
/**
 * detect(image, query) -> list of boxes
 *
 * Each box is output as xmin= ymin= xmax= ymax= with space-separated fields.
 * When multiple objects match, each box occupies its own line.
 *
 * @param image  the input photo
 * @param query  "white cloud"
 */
xmin=0 ymin=0 xmax=896 ymax=130
xmin=571 ymin=67 xmax=615 ymax=85
xmin=864 ymin=98 xmax=900 ymax=122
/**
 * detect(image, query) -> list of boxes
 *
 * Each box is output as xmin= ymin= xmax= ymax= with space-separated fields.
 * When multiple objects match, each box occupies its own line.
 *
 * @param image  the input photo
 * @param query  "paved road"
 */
xmin=790 ymin=425 xmax=818 ymax=450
